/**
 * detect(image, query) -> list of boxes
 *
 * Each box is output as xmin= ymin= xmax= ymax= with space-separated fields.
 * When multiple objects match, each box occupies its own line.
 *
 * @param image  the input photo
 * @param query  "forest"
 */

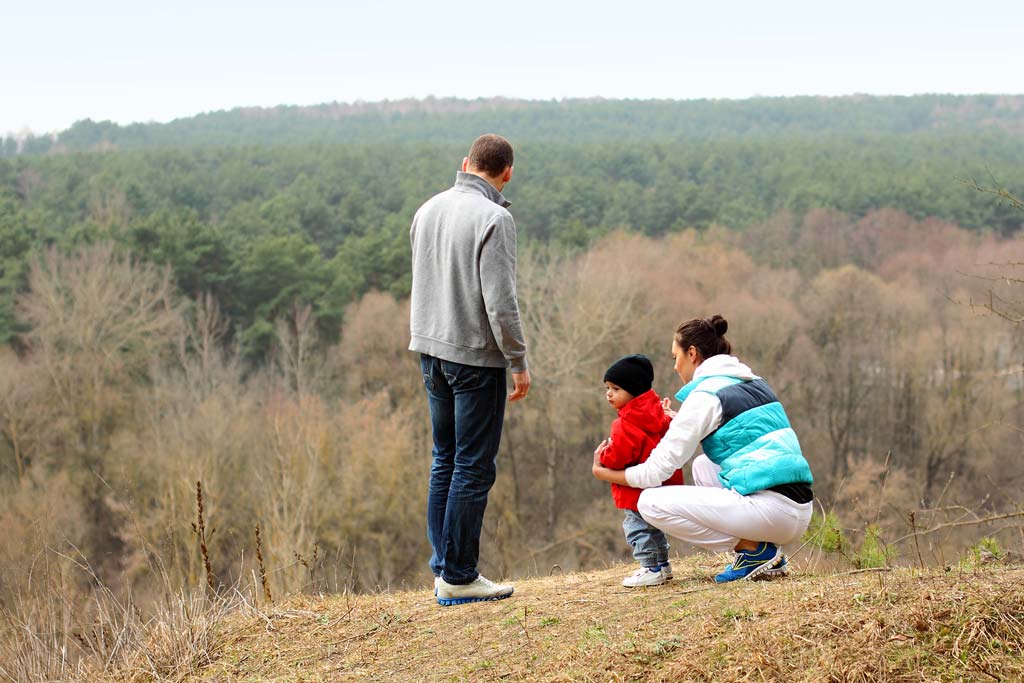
xmin=1 ymin=104 xmax=1022 ymax=358
xmin=1 ymin=96 xmax=1023 ymax=678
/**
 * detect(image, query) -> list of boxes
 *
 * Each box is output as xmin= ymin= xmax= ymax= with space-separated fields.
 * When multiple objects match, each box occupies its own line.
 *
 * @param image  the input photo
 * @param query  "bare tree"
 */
xmin=800 ymin=265 xmax=896 ymax=484
xmin=274 ymin=302 xmax=319 ymax=396
xmin=13 ymin=244 xmax=183 ymax=573
xmin=961 ymin=175 xmax=1024 ymax=324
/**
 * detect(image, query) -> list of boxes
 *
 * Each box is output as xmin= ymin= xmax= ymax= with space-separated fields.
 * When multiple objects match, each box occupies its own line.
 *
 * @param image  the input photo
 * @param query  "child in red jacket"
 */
xmin=601 ymin=354 xmax=684 ymax=587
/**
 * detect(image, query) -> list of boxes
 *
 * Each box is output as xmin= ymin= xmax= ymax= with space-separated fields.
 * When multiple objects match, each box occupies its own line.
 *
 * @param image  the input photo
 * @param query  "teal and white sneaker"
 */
xmin=714 ymin=542 xmax=784 ymax=583
xmin=436 ymin=575 xmax=514 ymax=606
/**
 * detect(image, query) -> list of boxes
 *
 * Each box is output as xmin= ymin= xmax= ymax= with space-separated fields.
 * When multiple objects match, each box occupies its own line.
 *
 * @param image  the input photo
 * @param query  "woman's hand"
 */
xmin=592 ymin=439 xmax=629 ymax=485
xmin=593 ymin=439 xmax=611 ymax=471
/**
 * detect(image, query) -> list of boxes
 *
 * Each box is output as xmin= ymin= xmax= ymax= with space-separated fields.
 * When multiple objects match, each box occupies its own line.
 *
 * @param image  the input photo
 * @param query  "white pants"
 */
xmin=636 ymin=455 xmax=814 ymax=554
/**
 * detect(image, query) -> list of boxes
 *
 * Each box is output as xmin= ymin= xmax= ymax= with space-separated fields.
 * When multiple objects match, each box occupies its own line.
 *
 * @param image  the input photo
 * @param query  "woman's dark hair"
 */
xmin=674 ymin=315 xmax=733 ymax=360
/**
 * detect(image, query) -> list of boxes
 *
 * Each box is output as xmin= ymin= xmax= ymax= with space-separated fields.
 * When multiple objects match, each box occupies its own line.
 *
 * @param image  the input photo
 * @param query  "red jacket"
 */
xmin=601 ymin=389 xmax=684 ymax=511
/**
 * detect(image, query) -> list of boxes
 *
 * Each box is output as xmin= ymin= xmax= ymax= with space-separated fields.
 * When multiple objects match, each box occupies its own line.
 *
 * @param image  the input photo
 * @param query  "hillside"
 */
xmin=6 ymin=94 xmax=1024 ymax=154
xmin=149 ymin=556 xmax=1024 ymax=683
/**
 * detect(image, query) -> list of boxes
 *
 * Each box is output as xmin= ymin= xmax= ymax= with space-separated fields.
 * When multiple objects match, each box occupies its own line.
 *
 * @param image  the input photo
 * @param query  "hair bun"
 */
xmin=709 ymin=315 xmax=728 ymax=337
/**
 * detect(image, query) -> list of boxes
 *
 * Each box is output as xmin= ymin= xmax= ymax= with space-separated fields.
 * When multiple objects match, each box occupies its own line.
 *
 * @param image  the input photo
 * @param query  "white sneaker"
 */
xmin=622 ymin=566 xmax=667 ymax=588
xmin=660 ymin=562 xmax=674 ymax=580
xmin=436 ymin=575 xmax=514 ymax=606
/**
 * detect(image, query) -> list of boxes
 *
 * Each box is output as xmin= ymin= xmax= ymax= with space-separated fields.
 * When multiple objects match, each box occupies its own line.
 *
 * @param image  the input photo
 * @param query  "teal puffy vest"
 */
xmin=675 ymin=375 xmax=813 ymax=495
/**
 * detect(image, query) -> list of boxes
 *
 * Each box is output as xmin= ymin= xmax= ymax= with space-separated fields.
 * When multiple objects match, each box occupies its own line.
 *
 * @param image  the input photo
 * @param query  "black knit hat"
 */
xmin=603 ymin=354 xmax=654 ymax=398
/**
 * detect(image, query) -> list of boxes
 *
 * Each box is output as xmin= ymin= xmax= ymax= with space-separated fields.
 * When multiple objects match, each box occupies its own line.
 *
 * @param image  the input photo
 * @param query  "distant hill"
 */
xmin=6 ymin=94 xmax=1024 ymax=154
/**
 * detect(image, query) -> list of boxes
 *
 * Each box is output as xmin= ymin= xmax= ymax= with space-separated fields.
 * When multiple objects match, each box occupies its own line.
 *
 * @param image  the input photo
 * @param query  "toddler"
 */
xmin=600 ymin=354 xmax=684 ymax=587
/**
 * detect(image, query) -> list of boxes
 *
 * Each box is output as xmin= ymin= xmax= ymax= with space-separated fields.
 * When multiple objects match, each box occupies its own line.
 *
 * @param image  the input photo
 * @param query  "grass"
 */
xmin=145 ymin=554 xmax=1024 ymax=683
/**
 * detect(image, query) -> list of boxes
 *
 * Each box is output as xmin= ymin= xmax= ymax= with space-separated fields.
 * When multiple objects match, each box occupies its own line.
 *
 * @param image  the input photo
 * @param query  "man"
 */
xmin=409 ymin=134 xmax=531 ymax=606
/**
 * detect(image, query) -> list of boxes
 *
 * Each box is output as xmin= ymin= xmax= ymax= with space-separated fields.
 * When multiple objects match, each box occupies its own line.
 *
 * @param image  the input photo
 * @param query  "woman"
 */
xmin=592 ymin=315 xmax=814 ymax=583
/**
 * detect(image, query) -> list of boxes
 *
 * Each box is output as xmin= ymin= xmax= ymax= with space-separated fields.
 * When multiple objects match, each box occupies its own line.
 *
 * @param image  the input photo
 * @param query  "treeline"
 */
xmin=1 ymin=210 xmax=1021 ymax=611
xmin=2 ymin=135 xmax=1022 ymax=353
xmin=5 ymin=94 xmax=1024 ymax=153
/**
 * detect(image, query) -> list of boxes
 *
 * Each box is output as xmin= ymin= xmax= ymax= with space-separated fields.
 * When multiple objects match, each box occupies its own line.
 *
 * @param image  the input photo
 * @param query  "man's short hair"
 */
xmin=468 ymin=134 xmax=514 ymax=177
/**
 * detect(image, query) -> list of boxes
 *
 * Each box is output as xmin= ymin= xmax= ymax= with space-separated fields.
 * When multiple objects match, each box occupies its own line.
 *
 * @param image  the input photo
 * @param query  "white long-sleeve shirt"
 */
xmin=625 ymin=355 xmax=757 ymax=490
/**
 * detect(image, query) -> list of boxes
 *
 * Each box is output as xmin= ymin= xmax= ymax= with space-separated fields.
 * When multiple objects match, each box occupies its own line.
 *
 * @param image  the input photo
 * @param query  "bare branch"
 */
xmin=957 ymin=269 xmax=1024 ymax=286
xmin=968 ymin=296 xmax=1024 ymax=324
xmin=958 ymin=172 xmax=1024 ymax=210
xmin=891 ymin=509 xmax=1024 ymax=545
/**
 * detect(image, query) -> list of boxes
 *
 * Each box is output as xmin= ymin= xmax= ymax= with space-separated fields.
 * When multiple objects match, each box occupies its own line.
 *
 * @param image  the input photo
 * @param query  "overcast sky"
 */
xmin=3 ymin=0 xmax=1022 ymax=135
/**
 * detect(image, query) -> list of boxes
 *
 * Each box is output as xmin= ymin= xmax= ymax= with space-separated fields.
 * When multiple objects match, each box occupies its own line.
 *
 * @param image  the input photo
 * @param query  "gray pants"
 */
xmin=623 ymin=509 xmax=669 ymax=569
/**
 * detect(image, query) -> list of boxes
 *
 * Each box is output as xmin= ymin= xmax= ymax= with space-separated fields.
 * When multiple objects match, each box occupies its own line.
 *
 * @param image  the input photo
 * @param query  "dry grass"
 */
xmin=0 ymin=546 xmax=249 ymax=683
xmin=130 ymin=555 xmax=1024 ymax=683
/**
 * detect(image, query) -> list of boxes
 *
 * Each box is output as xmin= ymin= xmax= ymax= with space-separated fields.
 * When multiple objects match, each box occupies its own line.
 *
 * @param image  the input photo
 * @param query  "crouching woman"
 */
xmin=592 ymin=315 xmax=814 ymax=583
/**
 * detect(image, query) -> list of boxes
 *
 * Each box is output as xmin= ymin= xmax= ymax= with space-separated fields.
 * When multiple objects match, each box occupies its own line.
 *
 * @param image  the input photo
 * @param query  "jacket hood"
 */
xmin=693 ymin=354 xmax=758 ymax=381
xmin=674 ymin=355 xmax=760 ymax=403
xmin=617 ymin=389 xmax=667 ymax=435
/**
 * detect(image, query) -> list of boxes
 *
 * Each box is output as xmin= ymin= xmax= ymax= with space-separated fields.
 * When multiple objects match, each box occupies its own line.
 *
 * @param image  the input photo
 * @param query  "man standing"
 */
xmin=409 ymin=134 xmax=530 ymax=606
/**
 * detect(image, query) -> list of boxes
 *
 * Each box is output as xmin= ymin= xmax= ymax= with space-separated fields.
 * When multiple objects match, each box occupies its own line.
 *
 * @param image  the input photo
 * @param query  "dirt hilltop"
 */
xmin=183 ymin=555 xmax=1023 ymax=682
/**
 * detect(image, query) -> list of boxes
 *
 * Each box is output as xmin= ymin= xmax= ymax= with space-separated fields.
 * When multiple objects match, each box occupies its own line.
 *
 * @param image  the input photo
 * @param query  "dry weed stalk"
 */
xmin=294 ymin=541 xmax=321 ymax=593
xmin=908 ymin=510 xmax=926 ymax=569
xmin=190 ymin=481 xmax=216 ymax=593
xmin=255 ymin=524 xmax=272 ymax=604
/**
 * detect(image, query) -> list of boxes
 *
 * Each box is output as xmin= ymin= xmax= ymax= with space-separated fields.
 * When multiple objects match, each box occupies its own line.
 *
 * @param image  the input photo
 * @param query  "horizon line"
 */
xmin=6 ymin=91 xmax=1023 ymax=139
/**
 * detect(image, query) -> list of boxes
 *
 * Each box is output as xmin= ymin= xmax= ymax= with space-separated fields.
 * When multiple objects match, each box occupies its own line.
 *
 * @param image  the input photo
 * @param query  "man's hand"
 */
xmin=508 ymin=369 xmax=531 ymax=401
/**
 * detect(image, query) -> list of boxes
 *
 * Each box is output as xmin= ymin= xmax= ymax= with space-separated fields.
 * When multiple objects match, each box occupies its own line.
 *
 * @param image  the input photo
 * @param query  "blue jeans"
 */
xmin=420 ymin=355 xmax=507 ymax=585
xmin=623 ymin=509 xmax=669 ymax=569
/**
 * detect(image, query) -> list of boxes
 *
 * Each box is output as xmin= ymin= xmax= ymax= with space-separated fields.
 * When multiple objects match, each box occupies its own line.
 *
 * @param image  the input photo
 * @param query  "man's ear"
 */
xmin=461 ymin=157 xmax=470 ymax=172
xmin=503 ymin=165 xmax=513 ymax=183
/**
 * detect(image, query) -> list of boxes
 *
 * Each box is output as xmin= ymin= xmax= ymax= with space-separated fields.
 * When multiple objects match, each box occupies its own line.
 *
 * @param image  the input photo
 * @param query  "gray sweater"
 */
xmin=409 ymin=172 xmax=529 ymax=373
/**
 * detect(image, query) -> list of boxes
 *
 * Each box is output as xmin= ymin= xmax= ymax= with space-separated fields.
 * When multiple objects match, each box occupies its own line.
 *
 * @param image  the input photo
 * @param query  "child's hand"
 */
xmin=661 ymin=397 xmax=677 ymax=418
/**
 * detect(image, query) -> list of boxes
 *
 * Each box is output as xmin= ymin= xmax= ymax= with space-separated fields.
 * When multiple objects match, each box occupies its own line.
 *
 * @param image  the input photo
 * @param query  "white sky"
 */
xmin=3 ymin=0 xmax=1022 ymax=135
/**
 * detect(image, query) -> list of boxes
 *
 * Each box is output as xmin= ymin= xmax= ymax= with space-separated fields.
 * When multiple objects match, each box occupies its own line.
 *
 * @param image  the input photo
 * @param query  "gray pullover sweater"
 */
xmin=409 ymin=172 xmax=529 ymax=373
